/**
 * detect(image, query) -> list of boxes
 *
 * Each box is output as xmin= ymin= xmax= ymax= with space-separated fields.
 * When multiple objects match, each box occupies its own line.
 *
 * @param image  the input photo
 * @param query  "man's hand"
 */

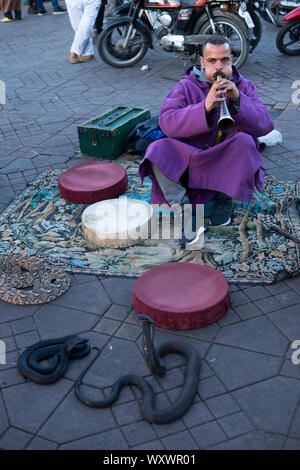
xmin=205 ymin=79 xmax=240 ymax=113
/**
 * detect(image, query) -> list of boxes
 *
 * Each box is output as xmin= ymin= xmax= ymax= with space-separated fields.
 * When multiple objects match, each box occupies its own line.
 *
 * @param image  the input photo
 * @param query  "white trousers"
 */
xmin=66 ymin=0 xmax=101 ymax=56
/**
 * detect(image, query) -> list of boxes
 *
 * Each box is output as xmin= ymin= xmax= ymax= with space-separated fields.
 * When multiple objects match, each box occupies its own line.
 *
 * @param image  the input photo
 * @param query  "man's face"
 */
xmin=200 ymin=43 xmax=233 ymax=82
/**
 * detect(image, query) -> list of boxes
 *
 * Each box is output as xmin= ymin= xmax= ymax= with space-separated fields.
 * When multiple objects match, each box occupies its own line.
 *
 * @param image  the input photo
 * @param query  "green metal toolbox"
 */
xmin=77 ymin=105 xmax=151 ymax=159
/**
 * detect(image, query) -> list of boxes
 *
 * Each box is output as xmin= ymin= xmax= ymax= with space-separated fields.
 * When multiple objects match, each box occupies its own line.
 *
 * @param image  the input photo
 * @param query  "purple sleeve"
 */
xmin=158 ymin=83 xmax=211 ymax=138
xmin=233 ymin=82 xmax=274 ymax=138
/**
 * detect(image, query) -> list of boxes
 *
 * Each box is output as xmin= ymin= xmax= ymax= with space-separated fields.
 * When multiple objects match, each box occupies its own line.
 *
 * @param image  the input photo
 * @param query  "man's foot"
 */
xmin=178 ymin=205 xmax=207 ymax=249
xmin=79 ymin=54 xmax=95 ymax=62
xmin=209 ymin=193 xmax=232 ymax=226
xmin=69 ymin=52 xmax=79 ymax=63
xmin=37 ymin=9 xmax=47 ymax=15
xmin=1 ymin=17 xmax=13 ymax=22
xmin=53 ymin=7 xmax=67 ymax=14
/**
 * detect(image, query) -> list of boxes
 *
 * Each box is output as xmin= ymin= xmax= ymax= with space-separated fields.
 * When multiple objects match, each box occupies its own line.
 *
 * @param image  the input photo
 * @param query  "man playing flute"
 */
xmin=139 ymin=35 xmax=274 ymax=248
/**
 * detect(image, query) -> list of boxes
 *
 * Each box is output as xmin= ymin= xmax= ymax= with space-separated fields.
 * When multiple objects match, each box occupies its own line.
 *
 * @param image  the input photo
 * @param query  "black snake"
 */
xmin=75 ymin=316 xmax=201 ymax=424
xmin=18 ymin=335 xmax=90 ymax=384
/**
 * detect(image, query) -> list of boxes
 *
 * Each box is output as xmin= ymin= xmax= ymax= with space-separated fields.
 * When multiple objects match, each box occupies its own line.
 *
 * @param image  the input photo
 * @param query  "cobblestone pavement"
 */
xmin=0 ymin=4 xmax=300 ymax=451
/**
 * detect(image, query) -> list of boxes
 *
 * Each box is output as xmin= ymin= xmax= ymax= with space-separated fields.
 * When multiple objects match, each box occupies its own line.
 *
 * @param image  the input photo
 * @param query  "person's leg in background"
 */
xmin=34 ymin=0 xmax=47 ymax=14
xmin=14 ymin=0 xmax=21 ymax=19
xmin=65 ymin=0 xmax=84 ymax=62
xmin=76 ymin=0 xmax=101 ymax=61
xmin=50 ymin=0 xmax=67 ymax=14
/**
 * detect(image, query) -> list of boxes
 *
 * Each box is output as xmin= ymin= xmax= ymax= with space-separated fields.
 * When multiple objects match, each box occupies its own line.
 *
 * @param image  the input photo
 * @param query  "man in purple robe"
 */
xmin=139 ymin=35 xmax=274 ymax=247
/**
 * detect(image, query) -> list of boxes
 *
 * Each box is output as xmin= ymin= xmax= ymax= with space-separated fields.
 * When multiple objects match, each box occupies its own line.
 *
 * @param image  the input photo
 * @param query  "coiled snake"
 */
xmin=18 ymin=335 xmax=91 ymax=384
xmin=75 ymin=316 xmax=201 ymax=424
xmin=0 ymin=254 xmax=70 ymax=305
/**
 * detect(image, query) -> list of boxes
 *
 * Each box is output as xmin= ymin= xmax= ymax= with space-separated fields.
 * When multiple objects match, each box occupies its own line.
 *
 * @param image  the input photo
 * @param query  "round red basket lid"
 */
xmin=133 ymin=263 xmax=230 ymax=331
xmin=58 ymin=162 xmax=128 ymax=204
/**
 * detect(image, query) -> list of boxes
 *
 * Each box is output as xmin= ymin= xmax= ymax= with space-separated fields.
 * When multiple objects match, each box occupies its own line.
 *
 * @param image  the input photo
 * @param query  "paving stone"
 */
xmin=132 ymin=439 xmax=164 ymax=450
xmin=121 ymin=421 xmax=157 ymax=447
xmin=280 ymin=359 xmax=300 ymax=380
xmin=290 ymin=404 xmax=300 ymax=439
xmin=264 ymin=281 xmax=290 ymax=295
xmin=161 ymin=430 xmax=198 ymax=450
xmin=35 ymin=304 xmax=99 ymax=338
xmin=243 ymin=285 xmax=270 ymax=301
xmin=114 ymin=400 xmax=143 ymax=426
xmin=0 ymin=367 xmax=26 ymax=388
xmin=217 ymin=308 xmax=241 ymax=327
xmin=115 ymin=323 xmax=141 ymax=341
xmin=274 ymin=290 xmax=300 ymax=307
xmin=197 ymin=375 xmax=227 ymax=399
xmin=0 ymin=301 xmax=40 ymax=323
xmin=74 ymin=274 xmax=99 ymax=285
xmin=38 ymin=390 xmax=116 ymax=444
xmin=60 ymin=429 xmax=129 ymax=450
xmin=206 ymin=394 xmax=240 ymax=419
xmin=101 ymin=277 xmax=136 ymax=307
xmin=229 ymin=291 xmax=251 ymax=308
xmin=0 ymin=157 xmax=35 ymax=173
xmin=10 ymin=317 xmax=35 ymax=335
xmin=0 ymin=323 xmax=11 ymax=339
xmin=209 ymin=431 xmax=286 ymax=450
xmin=2 ymin=379 xmax=73 ymax=434
xmin=0 ymin=394 xmax=9 ymax=436
xmin=182 ymin=400 xmax=213 ymax=427
xmin=0 ymin=174 xmax=10 ymax=186
xmin=15 ymin=330 xmax=40 ymax=350
xmin=52 ymin=280 xmax=111 ymax=315
xmin=26 ymin=437 xmax=58 ymax=450
xmin=234 ymin=302 xmax=264 ymax=320
xmin=218 ymin=412 xmax=254 ymax=438
xmin=0 ymin=185 xmax=14 ymax=204
xmin=1 ymin=336 xmax=16 ymax=353
xmin=0 ymin=350 xmax=18 ymax=371
xmin=104 ymin=304 xmax=130 ymax=321
xmin=206 ymin=344 xmax=281 ymax=391
xmin=214 ymin=317 xmax=288 ymax=356
xmin=285 ymin=276 xmax=300 ymax=292
xmin=190 ymin=421 xmax=227 ymax=449
xmin=268 ymin=305 xmax=300 ymax=341
xmin=94 ymin=318 xmax=121 ymax=336
xmin=0 ymin=428 xmax=33 ymax=450
xmin=254 ymin=296 xmax=284 ymax=314
xmin=233 ymin=376 xmax=300 ymax=434
xmin=284 ymin=438 xmax=300 ymax=450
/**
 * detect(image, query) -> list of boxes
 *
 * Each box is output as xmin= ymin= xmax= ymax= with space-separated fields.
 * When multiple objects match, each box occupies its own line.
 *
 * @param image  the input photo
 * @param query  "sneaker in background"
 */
xmin=53 ymin=6 xmax=67 ymax=14
xmin=37 ymin=9 xmax=47 ymax=15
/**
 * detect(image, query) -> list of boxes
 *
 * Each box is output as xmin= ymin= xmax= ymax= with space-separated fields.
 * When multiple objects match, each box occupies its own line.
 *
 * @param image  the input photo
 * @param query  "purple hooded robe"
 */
xmin=139 ymin=65 xmax=274 ymax=205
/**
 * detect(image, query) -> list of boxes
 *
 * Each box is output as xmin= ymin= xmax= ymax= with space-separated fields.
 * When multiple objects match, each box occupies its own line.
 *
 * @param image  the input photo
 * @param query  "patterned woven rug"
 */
xmin=1 ymin=154 xmax=300 ymax=284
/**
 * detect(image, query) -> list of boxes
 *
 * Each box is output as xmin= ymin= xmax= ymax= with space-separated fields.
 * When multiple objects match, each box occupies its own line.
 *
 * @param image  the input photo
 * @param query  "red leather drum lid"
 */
xmin=58 ymin=162 xmax=128 ymax=204
xmin=133 ymin=263 xmax=230 ymax=331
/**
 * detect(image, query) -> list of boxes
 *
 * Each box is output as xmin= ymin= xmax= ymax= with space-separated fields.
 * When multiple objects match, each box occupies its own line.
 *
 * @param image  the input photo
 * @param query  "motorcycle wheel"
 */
xmin=97 ymin=21 xmax=149 ymax=67
xmin=276 ymin=20 xmax=300 ymax=55
xmin=196 ymin=13 xmax=249 ymax=68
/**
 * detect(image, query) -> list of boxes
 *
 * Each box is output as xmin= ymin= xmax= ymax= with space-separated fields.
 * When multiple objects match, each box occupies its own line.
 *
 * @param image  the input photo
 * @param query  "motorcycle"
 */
xmin=276 ymin=5 xmax=300 ymax=54
xmin=267 ymin=0 xmax=300 ymax=25
xmin=96 ymin=0 xmax=256 ymax=69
